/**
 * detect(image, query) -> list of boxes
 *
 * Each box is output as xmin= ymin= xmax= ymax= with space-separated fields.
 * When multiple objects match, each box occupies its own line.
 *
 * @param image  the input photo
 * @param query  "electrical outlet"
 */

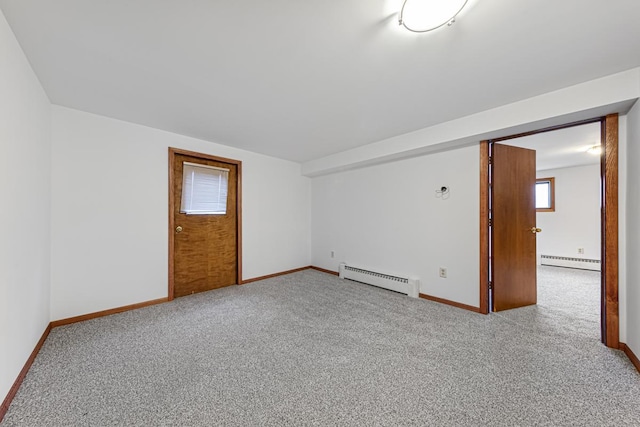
xmin=578 ymin=248 xmax=584 ymax=254
xmin=330 ymin=251 xmax=335 ymax=258
xmin=439 ymin=267 xmax=447 ymax=278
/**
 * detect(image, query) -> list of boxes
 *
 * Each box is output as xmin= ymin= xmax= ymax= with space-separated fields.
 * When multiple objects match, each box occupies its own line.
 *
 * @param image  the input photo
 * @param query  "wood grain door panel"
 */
xmin=172 ymin=153 xmax=238 ymax=298
xmin=491 ymin=143 xmax=537 ymax=311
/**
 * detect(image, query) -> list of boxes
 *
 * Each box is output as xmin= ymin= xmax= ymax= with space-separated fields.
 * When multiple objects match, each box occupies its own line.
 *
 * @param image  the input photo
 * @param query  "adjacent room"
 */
xmin=2 ymin=0 xmax=640 ymax=425
xmin=505 ymin=123 xmax=603 ymax=340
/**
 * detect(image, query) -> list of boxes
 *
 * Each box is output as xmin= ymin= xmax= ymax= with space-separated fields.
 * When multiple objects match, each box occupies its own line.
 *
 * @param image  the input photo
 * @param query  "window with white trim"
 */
xmin=180 ymin=162 xmax=229 ymax=215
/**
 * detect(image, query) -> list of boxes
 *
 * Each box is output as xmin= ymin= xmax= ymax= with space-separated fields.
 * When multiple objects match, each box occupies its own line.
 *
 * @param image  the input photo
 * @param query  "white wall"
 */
xmin=625 ymin=100 xmax=640 ymax=356
xmin=311 ymin=145 xmax=480 ymax=308
xmin=0 ymin=11 xmax=51 ymax=406
xmin=303 ymin=68 xmax=640 ymax=177
xmin=619 ymin=115 xmax=628 ymax=345
xmin=50 ymin=106 xmax=310 ymax=320
xmin=536 ymin=164 xmax=601 ymax=262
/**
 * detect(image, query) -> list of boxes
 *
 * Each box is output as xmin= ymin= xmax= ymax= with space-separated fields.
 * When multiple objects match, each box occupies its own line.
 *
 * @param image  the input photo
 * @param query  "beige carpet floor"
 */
xmin=1 ymin=267 xmax=638 ymax=426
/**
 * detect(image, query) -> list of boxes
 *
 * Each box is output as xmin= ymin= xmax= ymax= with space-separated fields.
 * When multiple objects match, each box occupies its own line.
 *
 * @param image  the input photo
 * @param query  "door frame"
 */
xmin=168 ymin=147 xmax=243 ymax=301
xmin=479 ymin=114 xmax=619 ymax=348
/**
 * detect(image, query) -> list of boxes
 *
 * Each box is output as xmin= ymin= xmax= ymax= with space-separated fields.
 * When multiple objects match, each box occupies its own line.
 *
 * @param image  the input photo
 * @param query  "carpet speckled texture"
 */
xmin=497 ymin=266 xmax=601 ymax=341
xmin=2 ymin=268 xmax=638 ymax=426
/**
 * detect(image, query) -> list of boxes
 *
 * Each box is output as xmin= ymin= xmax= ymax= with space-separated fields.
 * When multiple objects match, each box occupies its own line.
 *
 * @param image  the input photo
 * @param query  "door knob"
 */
xmin=176 ymin=226 xmax=183 ymax=233
xmin=530 ymin=227 xmax=542 ymax=233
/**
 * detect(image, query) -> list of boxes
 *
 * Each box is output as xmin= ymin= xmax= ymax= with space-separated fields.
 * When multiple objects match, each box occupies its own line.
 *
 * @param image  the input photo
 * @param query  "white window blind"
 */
xmin=180 ymin=162 xmax=229 ymax=215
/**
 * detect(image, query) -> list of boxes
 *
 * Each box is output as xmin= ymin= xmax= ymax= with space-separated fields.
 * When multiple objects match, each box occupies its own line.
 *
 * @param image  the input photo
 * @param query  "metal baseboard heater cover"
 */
xmin=540 ymin=255 xmax=601 ymax=271
xmin=339 ymin=262 xmax=420 ymax=298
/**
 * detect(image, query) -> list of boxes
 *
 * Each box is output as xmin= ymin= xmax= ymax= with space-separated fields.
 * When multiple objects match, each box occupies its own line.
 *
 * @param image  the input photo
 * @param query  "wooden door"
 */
xmin=491 ymin=143 xmax=538 ymax=311
xmin=170 ymin=150 xmax=240 ymax=298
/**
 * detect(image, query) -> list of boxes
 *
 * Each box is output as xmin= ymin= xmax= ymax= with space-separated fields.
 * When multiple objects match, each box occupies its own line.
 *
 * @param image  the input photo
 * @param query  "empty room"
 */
xmin=2 ymin=1 xmax=640 ymax=425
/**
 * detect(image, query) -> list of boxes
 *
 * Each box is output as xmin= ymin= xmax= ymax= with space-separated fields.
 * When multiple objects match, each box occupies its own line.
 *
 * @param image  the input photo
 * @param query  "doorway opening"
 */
xmin=479 ymin=114 xmax=619 ymax=348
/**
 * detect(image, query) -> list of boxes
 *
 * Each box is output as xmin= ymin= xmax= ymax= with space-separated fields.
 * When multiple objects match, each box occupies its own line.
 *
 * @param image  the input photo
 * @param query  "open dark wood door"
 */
xmin=491 ymin=143 xmax=538 ymax=311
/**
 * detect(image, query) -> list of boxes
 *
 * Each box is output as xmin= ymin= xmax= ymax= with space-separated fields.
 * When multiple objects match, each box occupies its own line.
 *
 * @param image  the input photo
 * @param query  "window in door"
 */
xmin=180 ymin=162 xmax=229 ymax=215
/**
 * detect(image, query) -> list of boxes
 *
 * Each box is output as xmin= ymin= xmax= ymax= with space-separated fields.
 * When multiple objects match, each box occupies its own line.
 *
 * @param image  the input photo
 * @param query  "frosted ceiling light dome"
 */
xmin=399 ymin=0 xmax=469 ymax=33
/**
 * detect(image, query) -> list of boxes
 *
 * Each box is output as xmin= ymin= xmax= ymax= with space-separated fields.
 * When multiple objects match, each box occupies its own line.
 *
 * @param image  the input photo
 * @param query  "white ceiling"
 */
xmin=501 ymin=122 xmax=601 ymax=171
xmin=1 ymin=0 xmax=639 ymax=163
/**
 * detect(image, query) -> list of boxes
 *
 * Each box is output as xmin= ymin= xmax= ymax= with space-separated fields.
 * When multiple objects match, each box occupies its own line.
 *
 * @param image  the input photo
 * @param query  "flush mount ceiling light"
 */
xmin=399 ymin=0 xmax=469 ymax=33
xmin=587 ymin=145 xmax=602 ymax=155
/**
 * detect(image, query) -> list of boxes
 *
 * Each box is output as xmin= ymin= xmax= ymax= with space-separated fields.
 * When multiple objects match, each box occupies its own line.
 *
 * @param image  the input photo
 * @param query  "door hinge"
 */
xmin=488 ymin=218 xmax=492 ymax=227
xmin=488 ymin=281 xmax=493 ymax=290
xmin=488 ymin=156 xmax=492 ymax=165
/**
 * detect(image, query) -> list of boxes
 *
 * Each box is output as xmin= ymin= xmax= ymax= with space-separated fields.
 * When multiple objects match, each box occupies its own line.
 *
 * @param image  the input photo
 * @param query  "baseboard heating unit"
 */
xmin=540 ymin=255 xmax=601 ymax=271
xmin=338 ymin=263 xmax=420 ymax=298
